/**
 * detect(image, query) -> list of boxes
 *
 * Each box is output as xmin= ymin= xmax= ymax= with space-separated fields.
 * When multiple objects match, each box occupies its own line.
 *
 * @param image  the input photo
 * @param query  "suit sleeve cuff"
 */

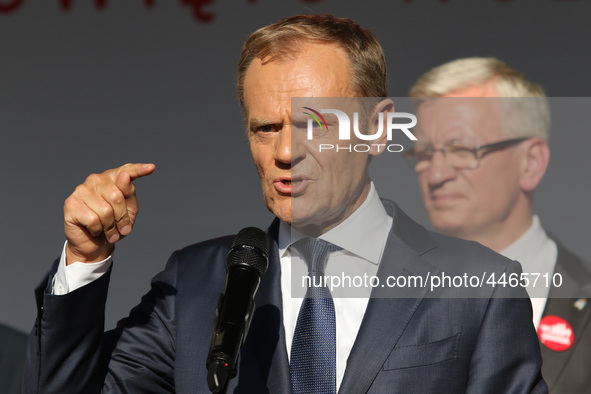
xmin=52 ymin=241 xmax=113 ymax=295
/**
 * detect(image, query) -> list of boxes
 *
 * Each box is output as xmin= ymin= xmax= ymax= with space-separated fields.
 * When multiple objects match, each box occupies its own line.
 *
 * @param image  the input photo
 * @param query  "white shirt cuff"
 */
xmin=52 ymin=241 xmax=113 ymax=295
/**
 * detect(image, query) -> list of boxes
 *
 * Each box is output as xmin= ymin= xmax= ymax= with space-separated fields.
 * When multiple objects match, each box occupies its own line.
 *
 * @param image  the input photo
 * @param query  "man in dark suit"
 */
xmin=0 ymin=323 xmax=27 ymax=394
xmin=408 ymin=57 xmax=591 ymax=393
xmin=24 ymin=16 xmax=546 ymax=393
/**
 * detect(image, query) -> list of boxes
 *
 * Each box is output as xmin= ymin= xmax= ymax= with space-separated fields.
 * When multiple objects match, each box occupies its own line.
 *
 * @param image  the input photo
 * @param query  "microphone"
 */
xmin=206 ymin=227 xmax=270 ymax=393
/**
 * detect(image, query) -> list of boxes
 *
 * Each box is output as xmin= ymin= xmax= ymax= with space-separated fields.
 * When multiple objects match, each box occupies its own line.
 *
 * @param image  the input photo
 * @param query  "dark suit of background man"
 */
xmin=408 ymin=57 xmax=591 ymax=393
xmin=24 ymin=15 xmax=546 ymax=393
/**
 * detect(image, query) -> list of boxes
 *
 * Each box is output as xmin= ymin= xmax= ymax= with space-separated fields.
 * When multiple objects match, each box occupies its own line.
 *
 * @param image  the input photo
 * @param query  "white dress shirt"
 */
xmin=500 ymin=215 xmax=557 ymax=329
xmin=53 ymin=182 xmax=393 ymax=390
xmin=278 ymin=182 xmax=392 ymax=389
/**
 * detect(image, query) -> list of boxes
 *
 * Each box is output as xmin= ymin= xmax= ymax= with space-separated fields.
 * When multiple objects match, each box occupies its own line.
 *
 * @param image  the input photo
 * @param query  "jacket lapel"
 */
xmin=540 ymin=297 xmax=591 ymax=388
xmin=339 ymin=201 xmax=438 ymax=393
xmin=540 ymin=240 xmax=591 ymax=390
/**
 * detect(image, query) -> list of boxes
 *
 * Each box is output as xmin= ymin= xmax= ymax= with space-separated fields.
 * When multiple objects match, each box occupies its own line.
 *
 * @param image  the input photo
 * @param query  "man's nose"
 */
xmin=427 ymin=150 xmax=457 ymax=186
xmin=275 ymin=124 xmax=306 ymax=165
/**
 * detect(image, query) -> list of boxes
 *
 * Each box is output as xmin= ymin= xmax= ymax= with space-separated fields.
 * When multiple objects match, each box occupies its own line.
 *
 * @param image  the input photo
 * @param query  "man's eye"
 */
xmin=449 ymin=147 xmax=474 ymax=158
xmin=258 ymin=125 xmax=275 ymax=133
xmin=415 ymin=149 xmax=432 ymax=160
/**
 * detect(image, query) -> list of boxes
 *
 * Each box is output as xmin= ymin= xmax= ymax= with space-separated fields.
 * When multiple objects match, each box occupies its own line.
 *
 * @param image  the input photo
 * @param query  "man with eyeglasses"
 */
xmin=408 ymin=57 xmax=591 ymax=393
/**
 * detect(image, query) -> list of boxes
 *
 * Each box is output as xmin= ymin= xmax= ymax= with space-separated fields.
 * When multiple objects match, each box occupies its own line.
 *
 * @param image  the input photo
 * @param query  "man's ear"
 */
xmin=520 ymin=137 xmax=550 ymax=192
xmin=369 ymin=99 xmax=395 ymax=156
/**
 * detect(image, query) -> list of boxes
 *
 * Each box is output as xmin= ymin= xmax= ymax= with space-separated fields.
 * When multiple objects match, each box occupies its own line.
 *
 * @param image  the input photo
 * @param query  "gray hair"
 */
xmin=410 ymin=57 xmax=550 ymax=142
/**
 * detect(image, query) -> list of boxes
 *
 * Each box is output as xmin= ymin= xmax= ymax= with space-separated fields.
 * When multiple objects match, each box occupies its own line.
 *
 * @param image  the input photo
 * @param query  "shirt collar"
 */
xmin=278 ymin=182 xmax=390 ymax=265
xmin=500 ymin=214 xmax=554 ymax=273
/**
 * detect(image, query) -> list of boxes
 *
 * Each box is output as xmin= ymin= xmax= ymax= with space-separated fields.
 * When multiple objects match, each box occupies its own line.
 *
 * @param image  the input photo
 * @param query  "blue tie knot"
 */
xmin=293 ymin=238 xmax=342 ymax=276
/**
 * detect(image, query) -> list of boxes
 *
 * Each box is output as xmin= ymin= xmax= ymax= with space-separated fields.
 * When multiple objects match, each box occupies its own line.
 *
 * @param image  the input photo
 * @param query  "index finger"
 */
xmin=116 ymin=163 xmax=156 ymax=181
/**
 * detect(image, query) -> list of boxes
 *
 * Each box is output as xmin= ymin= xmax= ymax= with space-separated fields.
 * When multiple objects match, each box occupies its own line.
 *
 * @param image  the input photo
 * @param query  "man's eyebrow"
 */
xmin=248 ymin=116 xmax=282 ymax=130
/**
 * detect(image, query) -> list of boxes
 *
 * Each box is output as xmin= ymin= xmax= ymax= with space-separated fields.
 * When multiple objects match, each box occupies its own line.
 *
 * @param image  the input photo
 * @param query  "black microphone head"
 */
xmin=227 ymin=227 xmax=269 ymax=277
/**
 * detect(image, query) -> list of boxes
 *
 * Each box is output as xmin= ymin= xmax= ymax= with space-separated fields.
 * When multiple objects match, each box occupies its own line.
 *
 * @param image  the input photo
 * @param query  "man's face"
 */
xmin=242 ymin=42 xmax=377 ymax=235
xmin=415 ymin=96 xmax=526 ymax=241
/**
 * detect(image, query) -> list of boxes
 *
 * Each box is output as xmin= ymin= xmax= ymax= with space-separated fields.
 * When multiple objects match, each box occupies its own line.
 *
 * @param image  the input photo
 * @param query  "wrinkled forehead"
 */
xmin=242 ymin=43 xmax=355 ymax=121
xmin=414 ymin=97 xmax=505 ymax=145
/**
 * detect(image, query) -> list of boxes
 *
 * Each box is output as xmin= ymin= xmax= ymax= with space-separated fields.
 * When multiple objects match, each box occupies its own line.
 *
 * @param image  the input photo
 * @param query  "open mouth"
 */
xmin=275 ymin=176 xmax=308 ymax=195
xmin=282 ymin=178 xmax=303 ymax=186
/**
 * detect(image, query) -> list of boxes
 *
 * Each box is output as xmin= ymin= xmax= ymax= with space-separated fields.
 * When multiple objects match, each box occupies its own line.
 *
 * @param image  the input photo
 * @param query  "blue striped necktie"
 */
xmin=290 ymin=238 xmax=341 ymax=394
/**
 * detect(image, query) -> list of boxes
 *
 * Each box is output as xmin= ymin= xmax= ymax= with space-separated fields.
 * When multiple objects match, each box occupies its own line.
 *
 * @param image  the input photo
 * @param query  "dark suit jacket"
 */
xmin=0 ymin=323 xmax=28 ymax=394
xmin=540 ymin=240 xmax=591 ymax=393
xmin=23 ymin=200 xmax=546 ymax=393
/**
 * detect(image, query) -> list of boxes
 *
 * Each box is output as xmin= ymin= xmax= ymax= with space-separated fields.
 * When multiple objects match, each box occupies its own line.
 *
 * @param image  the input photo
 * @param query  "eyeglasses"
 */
xmin=403 ymin=137 xmax=529 ymax=172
